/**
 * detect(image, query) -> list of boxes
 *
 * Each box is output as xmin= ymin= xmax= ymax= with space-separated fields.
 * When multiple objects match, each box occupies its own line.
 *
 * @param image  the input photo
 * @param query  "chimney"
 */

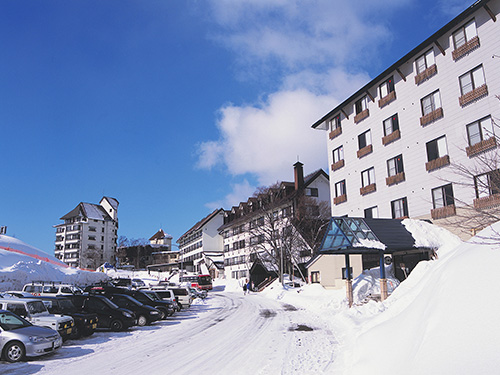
xmin=294 ymin=162 xmax=304 ymax=191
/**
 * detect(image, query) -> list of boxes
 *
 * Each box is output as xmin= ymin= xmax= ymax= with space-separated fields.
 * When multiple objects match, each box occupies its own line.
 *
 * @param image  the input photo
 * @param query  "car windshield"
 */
xmin=101 ymin=298 xmax=120 ymax=309
xmin=58 ymin=299 xmax=77 ymax=311
xmin=198 ymin=276 xmax=211 ymax=285
xmin=27 ymin=301 xmax=48 ymax=314
xmin=0 ymin=312 xmax=32 ymax=330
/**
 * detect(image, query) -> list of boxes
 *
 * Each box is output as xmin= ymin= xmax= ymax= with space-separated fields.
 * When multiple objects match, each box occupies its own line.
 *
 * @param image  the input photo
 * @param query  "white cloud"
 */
xmin=205 ymin=179 xmax=257 ymax=210
xmin=197 ymin=0 xmax=417 ymax=206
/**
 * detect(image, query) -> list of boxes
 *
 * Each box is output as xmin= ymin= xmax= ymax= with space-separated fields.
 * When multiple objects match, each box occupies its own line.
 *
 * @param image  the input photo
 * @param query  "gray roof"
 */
xmin=60 ymin=202 xmax=111 ymax=221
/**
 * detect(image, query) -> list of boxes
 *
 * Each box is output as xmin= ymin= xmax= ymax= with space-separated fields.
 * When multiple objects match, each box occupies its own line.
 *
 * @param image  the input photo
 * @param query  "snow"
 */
xmin=1 ymin=220 xmax=500 ymax=374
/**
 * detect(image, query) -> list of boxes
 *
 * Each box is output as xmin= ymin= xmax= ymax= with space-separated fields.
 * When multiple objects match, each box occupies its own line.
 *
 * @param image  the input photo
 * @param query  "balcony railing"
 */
xmin=425 ymin=155 xmax=450 ymax=172
xmin=357 ymin=144 xmax=373 ymax=158
xmin=420 ymin=107 xmax=443 ymax=126
xmin=415 ymin=64 xmax=437 ymax=85
xmin=452 ymin=36 xmax=480 ymax=61
xmin=459 ymin=84 xmax=488 ymax=107
xmin=329 ymin=127 xmax=342 ymax=140
xmin=386 ymin=172 xmax=405 ymax=186
xmin=474 ymin=194 xmax=500 ymax=210
xmin=331 ymin=159 xmax=345 ymax=172
xmin=360 ymin=183 xmax=376 ymax=196
xmin=334 ymin=194 xmax=347 ymax=205
xmin=354 ymin=109 xmax=369 ymax=124
xmin=431 ymin=204 xmax=456 ymax=220
xmin=466 ymin=137 xmax=497 ymax=157
xmin=378 ymin=91 xmax=396 ymax=108
xmin=382 ymin=129 xmax=401 ymax=146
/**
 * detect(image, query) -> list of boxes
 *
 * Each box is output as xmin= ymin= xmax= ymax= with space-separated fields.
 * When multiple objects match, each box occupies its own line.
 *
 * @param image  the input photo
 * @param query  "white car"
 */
xmin=168 ymin=287 xmax=193 ymax=309
xmin=22 ymin=283 xmax=83 ymax=296
xmin=0 ymin=309 xmax=62 ymax=362
xmin=0 ymin=298 xmax=74 ymax=340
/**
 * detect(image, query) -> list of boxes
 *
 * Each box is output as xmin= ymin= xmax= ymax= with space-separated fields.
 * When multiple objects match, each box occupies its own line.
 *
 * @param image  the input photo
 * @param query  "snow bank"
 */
xmin=0 ymin=235 xmax=108 ymax=291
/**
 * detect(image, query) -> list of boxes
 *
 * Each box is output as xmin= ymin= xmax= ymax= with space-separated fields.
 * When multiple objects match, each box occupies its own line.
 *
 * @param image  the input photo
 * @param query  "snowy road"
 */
xmin=2 ymin=288 xmax=338 ymax=375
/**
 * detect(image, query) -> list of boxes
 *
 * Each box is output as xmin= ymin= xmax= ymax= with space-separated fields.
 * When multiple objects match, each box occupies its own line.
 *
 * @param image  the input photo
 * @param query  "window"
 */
xmin=364 ymin=206 xmax=378 ymax=219
xmin=383 ymin=114 xmax=399 ymax=136
xmin=391 ymin=197 xmax=408 ymax=219
xmin=474 ymin=169 xmax=500 ymax=198
xmin=310 ymin=271 xmax=320 ymax=283
xmin=358 ymin=130 xmax=372 ymax=150
xmin=459 ymin=65 xmax=485 ymax=96
xmin=379 ymin=76 xmax=394 ymax=98
xmin=432 ymin=184 xmax=455 ymax=209
xmin=415 ymin=49 xmax=435 ymax=75
xmin=361 ymin=167 xmax=375 ymax=187
xmin=426 ymin=136 xmax=448 ymax=161
xmin=342 ymin=267 xmax=353 ymax=280
xmin=387 ymin=155 xmax=404 ymax=177
xmin=355 ymin=96 xmax=368 ymax=114
xmin=333 ymin=146 xmax=344 ymax=163
xmin=88 ymin=235 xmax=96 ymax=241
xmin=335 ymin=180 xmax=346 ymax=197
xmin=305 ymin=188 xmax=319 ymax=197
xmin=329 ymin=114 xmax=341 ymax=131
xmin=452 ymin=19 xmax=477 ymax=50
xmin=467 ymin=116 xmax=494 ymax=147
xmin=421 ymin=91 xmax=441 ymax=116
xmin=89 ymin=226 xmax=96 ymax=232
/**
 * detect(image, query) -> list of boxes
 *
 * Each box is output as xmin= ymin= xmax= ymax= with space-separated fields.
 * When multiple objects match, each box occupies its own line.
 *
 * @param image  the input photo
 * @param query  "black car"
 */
xmin=87 ymin=285 xmax=174 ymax=319
xmin=71 ymin=294 xmax=136 ymax=331
xmin=107 ymin=294 xmax=161 ymax=326
xmin=30 ymin=296 xmax=99 ymax=338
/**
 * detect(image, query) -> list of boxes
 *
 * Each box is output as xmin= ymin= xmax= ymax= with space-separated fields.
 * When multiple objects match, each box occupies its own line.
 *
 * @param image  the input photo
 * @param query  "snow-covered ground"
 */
xmin=1 ymin=220 xmax=500 ymax=374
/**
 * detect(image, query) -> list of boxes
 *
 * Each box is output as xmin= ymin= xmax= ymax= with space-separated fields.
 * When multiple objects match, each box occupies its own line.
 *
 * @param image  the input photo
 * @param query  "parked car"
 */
xmin=0 ymin=309 xmax=62 ymax=363
xmin=107 ymin=294 xmax=161 ymax=326
xmin=168 ymin=287 xmax=193 ymax=309
xmin=71 ymin=294 xmax=136 ymax=331
xmin=22 ymin=282 xmax=83 ymax=296
xmin=0 ymin=298 xmax=74 ymax=341
xmin=140 ymin=290 xmax=176 ymax=316
xmin=110 ymin=278 xmax=132 ymax=288
xmin=147 ymin=288 xmax=180 ymax=312
xmin=87 ymin=285 xmax=174 ymax=319
xmin=30 ymin=296 xmax=99 ymax=338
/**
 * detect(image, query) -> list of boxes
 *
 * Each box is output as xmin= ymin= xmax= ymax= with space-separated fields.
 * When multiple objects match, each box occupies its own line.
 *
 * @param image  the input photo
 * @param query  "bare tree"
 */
xmin=443 ymin=98 xmax=500 ymax=242
xmin=247 ymin=186 xmax=329 ymax=282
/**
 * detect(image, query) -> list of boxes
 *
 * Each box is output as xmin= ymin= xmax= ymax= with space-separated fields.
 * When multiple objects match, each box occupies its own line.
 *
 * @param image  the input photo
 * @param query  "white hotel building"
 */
xmin=312 ymin=0 xmax=500 ymax=238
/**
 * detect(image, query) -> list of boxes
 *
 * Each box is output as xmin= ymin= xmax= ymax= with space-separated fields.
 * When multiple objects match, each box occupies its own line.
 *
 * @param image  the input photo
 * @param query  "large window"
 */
xmin=358 ymin=130 xmax=372 ymax=150
xmin=467 ymin=116 xmax=494 ymax=146
xmin=387 ymin=155 xmax=404 ymax=177
xmin=459 ymin=65 xmax=485 ymax=96
xmin=452 ymin=19 xmax=477 ymax=49
xmin=383 ymin=114 xmax=399 ymax=136
xmin=361 ymin=167 xmax=375 ymax=188
xmin=333 ymin=145 xmax=344 ymax=163
xmin=379 ymin=76 xmax=394 ymax=98
xmin=421 ymin=90 xmax=441 ymax=116
xmin=474 ymin=169 xmax=500 ymax=198
xmin=391 ymin=197 xmax=409 ymax=219
xmin=415 ymin=49 xmax=435 ymax=75
xmin=335 ymin=180 xmax=346 ymax=198
xmin=432 ymin=184 xmax=455 ymax=209
xmin=426 ymin=136 xmax=448 ymax=161
xmin=355 ymin=96 xmax=369 ymax=114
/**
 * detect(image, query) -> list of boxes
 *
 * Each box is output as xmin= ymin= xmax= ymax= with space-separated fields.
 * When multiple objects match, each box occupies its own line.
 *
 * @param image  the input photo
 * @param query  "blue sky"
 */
xmin=1 ymin=0 xmax=471 ymax=255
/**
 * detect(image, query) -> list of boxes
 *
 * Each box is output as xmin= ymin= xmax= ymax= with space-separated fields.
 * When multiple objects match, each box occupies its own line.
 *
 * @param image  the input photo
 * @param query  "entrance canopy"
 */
xmin=319 ymin=217 xmax=426 ymax=254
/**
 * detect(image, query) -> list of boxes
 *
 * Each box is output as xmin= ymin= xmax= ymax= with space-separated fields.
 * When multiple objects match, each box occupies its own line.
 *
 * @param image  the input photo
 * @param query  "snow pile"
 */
xmin=0 ymin=235 xmax=108 ymax=291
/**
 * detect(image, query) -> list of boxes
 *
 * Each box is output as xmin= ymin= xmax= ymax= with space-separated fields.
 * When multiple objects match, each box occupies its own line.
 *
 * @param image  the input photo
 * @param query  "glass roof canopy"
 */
xmin=320 ymin=217 xmax=379 ymax=252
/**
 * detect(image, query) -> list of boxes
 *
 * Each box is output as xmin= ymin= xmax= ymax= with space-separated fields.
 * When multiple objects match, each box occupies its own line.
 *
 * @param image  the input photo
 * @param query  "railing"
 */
xmin=420 ymin=107 xmax=443 ymax=126
xmin=415 ymin=64 xmax=437 ymax=85
xmin=331 ymin=159 xmax=345 ymax=171
xmin=360 ymin=183 xmax=376 ymax=196
xmin=386 ymin=172 xmax=405 ymax=186
xmin=357 ymin=144 xmax=373 ymax=158
xmin=459 ymin=84 xmax=488 ymax=107
xmin=452 ymin=36 xmax=480 ymax=61
xmin=382 ymin=129 xmax=401 ymax=146
xmin=354 ymin=109 xmax=369 ymax=123
xmin=425 ymin=155 xmax=450 ymax=172
xmin=378 ymin=91 xmax=396 ymax=108
xmin=466 ymin=137 xmax=497 ymax=157
xmin=329 ymin=127 xmax=342 ymax=140
xmin=431 ymin=204 xmax=456 ymax=220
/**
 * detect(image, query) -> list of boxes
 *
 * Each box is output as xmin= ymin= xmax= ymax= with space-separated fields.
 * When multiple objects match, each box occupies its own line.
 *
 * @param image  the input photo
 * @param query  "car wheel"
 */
xmin=158 ymin=308 xmax=167 ymax=320
xmin=4 ymin=341 xmax=26 ymax=363
xmin=137 ymin=315 xmax=148 ymax=326
xmin=178 ymin=303 xmax=183 ymax=310
xmin=110 ymin=319 xmax=124 ymax=331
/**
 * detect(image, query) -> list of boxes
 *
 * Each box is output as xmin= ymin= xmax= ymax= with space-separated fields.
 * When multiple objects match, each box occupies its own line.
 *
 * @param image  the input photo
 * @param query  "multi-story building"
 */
xmin=219 ymin=162 xmax=330 ymax=281
xmin=312 ymin=0 xmax=500 ymax=239
xmin=54 ymin=196 xmax=119 ymax=269
xmin=177 ymin=208 xmax=225 ymax=275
